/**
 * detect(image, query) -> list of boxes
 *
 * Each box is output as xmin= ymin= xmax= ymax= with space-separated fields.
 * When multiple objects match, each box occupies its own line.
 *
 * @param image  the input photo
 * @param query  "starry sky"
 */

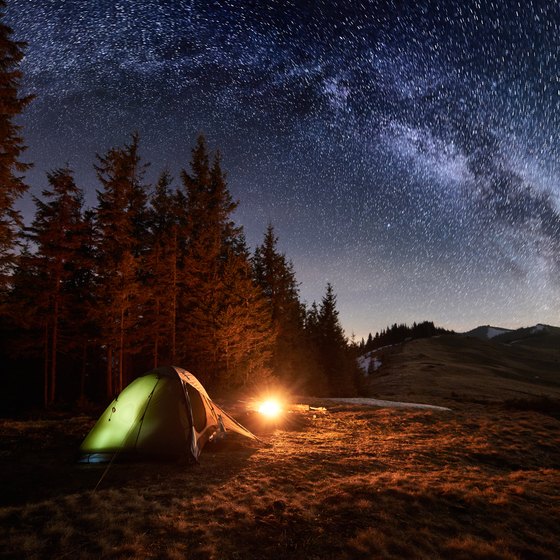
xmin=7 ymin=0 xmax=560 ymax=339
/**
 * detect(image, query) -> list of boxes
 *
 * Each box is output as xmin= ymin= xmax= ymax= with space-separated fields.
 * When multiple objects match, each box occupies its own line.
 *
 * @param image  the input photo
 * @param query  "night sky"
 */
xmin=7 ymin=0 xmax=560 ymax=339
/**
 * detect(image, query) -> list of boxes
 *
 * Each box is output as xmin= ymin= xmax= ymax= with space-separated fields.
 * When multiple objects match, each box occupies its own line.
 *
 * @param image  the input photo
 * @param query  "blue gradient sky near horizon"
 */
xmin=7 ymin=0 xmax=560 ymax=339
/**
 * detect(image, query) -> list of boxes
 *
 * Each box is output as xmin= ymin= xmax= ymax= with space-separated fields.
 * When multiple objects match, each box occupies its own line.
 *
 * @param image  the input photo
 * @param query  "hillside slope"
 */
xmin=463 ymin=325 xmax=513 ymax=339
xmin=492 ymin=323 xmax=560 ymax=351
xmin=364 ymin=335 xmax=560 ymax=407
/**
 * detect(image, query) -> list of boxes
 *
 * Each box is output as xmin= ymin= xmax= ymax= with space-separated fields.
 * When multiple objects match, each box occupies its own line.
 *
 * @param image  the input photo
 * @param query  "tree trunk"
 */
xmin=79 ymin=342 xmax=87 ymax=401
xmin=50 ymin=294 xmax=59 ymax=404
xmin=43 ymin=322 xmax=49 ymax=408
xmin=154 ymin=297 xmax=160 ymax=369
xmin=153 ymin=244 xmax=160 ymax=369
xmin=106 ymin=346 xmax=112 ymax=398
xmin=119 ymin=305 xmax=125 ymax=393
xmin=171 ymin=228 xmax=178 ymax=364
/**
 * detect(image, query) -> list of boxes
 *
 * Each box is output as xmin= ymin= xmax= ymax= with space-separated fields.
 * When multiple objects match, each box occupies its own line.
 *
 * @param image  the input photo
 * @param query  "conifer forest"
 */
xmin=0 ymin=5 xmax=360 ymax=410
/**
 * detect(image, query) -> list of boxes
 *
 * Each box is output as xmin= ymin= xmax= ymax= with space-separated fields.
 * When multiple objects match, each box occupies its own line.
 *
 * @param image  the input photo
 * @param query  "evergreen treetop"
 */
xmin=0 ymin=1 xmax=33 ymax=290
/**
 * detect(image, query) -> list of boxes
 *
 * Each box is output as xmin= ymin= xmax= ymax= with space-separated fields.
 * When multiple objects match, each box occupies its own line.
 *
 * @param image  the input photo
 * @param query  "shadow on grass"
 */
xmin=503 ymin=396 xmax=560 ymax=420
xmin=0 ymin=416 xmax=259 ymax=508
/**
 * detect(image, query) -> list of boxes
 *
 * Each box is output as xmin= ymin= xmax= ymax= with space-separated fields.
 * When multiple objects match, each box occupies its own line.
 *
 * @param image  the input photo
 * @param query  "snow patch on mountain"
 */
xmin=358 ymin=353 xmax=382 ymax=374
xmin=486 ymin=327 xmax=511 ymax=339
xmin=464 ymin=322 xmax=560 ymax=343
xmin=463 ymin=325 xmax=513 ymax=340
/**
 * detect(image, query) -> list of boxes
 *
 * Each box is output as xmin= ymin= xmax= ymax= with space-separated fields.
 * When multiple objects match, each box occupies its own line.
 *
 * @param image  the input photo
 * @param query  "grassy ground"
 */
xmin=1 ymin=399 xmax=559 ymax=559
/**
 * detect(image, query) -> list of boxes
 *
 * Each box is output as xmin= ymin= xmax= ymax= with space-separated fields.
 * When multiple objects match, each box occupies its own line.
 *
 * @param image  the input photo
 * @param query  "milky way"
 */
xmin=7 ymin=0 xmax=560 ymax=337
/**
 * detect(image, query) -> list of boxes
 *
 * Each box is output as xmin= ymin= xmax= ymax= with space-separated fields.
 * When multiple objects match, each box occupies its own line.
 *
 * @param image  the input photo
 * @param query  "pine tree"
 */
xmin=0 ymin=2 xmax=33 ymax=292
xmin=94 ymin=133 xmax=149 ymax=396
xmin=70 ymin=208 xmax=96 ymax=401
xmin=178 ymin=137 xmax=228 ymax=378
xmin=315 ymin=283 xmax=358 ymax=396
xmin=253 ymin=224 xmax=299 ymax=321
xmin=302 ymin=301 xmax=331 ymax=396
xmin=179 ymin=136 xmax=274 ymax=390
xmin=215 ymin=243 xmax=273 ymax=389
xmin=253 ymin=224 xmax=307 ymax=390
xmin=143 ymin=170 xmax=181 ymax=367
xmin=23 ymin=167 xmax=89 ymax=405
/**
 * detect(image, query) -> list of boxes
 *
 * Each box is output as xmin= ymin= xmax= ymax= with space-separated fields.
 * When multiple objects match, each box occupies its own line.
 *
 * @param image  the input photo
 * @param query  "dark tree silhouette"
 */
xmin=362 ymin=321 xmax=453 ymax=352
xmin=25 ymin=167 xmax=89 ymax=405
xmin=94 ymin=133 xmax=149 ymax=396
xmin=143 ymin=170 xmax=182 ymax=367
xmin=0 ymin=1 xmax=33 ymax=292
xmin=179 ymin=136 xmax=274 ymax=390
xmin=312 ymin=283 xmax=358 ymax=396
xmin=253 ymin=224 xmax=315 ymax=392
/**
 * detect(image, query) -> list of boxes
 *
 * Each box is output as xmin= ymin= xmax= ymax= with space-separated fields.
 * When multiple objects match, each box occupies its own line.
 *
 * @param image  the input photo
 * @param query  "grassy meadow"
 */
xmin=1 ymin=335 xmax=559 ymax=559
xmin=365 ymin=334 xmax=560 ymax=406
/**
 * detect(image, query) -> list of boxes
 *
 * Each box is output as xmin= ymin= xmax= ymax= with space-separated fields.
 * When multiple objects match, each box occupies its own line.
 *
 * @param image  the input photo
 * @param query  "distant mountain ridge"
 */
xmin=358 ymin=322 xmax=560 ymax=383
xmin=463 ymin=323 xmax=560 ymax=348
xmin=464 ymin=325 xmax=514 ymax=340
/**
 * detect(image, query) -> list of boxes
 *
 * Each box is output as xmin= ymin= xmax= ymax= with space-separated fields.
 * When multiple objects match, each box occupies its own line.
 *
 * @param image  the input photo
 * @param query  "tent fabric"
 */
xmin=79 ymin=365 xmax=257 ymax=462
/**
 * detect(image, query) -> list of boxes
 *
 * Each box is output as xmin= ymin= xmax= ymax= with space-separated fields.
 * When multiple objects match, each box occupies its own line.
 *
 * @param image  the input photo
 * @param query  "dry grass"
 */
xmin=0 ymin=402 xmax=559 ymax=559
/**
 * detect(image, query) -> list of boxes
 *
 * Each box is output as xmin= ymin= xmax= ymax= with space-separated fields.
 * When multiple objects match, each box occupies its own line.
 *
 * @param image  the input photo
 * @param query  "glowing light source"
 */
xmin=258 ymin=399 xmax=282 ymax=419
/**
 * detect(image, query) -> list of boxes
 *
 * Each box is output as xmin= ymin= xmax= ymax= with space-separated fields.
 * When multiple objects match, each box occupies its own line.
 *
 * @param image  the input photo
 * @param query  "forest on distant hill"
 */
xmin=358 ymin=321 xmax=453 ymax=353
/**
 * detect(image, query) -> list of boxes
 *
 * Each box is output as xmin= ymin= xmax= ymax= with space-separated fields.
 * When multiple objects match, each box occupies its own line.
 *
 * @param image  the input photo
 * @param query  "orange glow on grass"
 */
xmin=258 ymin=398 xmax=282 ymax=419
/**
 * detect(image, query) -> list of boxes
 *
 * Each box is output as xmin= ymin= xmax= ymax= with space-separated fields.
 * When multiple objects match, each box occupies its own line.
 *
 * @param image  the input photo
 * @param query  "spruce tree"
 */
xmin=215 ymin=242 xmax=273 ymax=388
xmin=0 ymin=1 xmax=33 ymax=292
xmin=143 ymin=170 xmax=181 ymax=367
xmin=315 ymin=283 xmax=358 ymax=396
xmin=94 ymin=133 xmax=149 ymax=396
xmin=253 ymin=224 xmax=300 ymax=322
xmin=178 ymin=137 xmax=227 ymax=378
xmin=24 ymin=167 xmax=89 ymax=405
xmin=253 ymin=224 xmax=308 ymax=390
xmin=179 ymin=136 xmax=274 ymax=390
xmin=300 ymin=301 xmax=330 ymax=396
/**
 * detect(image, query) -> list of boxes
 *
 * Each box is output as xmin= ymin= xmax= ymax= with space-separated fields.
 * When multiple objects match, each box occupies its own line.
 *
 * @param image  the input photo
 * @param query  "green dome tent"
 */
xmin=79 ymin=366 xmax=257 ymax=462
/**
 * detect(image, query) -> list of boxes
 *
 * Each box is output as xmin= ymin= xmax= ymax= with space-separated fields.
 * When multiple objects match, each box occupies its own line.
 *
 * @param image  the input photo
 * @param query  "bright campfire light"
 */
xmin=258 ymin=399 xmax=282 ymax=418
